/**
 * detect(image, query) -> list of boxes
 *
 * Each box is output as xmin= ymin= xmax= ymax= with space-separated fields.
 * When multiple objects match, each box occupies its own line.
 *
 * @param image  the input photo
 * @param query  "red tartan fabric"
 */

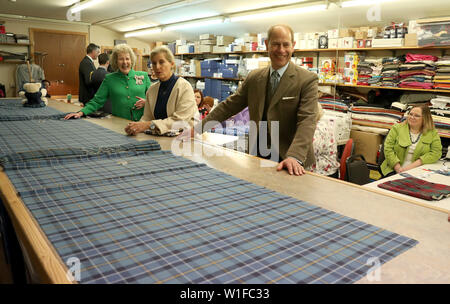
xmin=378 ymin=177 xmax=450 ymax=201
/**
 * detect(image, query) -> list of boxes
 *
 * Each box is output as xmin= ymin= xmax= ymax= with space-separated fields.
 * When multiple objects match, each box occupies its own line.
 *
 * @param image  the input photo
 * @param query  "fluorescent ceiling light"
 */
xmin=70 ymin=0 xmax=104 ymax=14
xmin=165 ymin=17 xmax=224 ymax=32
xmin=230 ymin=4 xmax=327 ymax=22
xmin=341 ymin=0 xmax=396 ymax=8
xmin=124 ymin=27 xmax=162 ymax=38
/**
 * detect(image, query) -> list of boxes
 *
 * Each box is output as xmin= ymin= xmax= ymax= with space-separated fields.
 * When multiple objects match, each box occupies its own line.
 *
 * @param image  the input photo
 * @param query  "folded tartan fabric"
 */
xmin=0 ymin=140 xmax=161 ymax=168
xmin=378 ymin=177 xmax=450 ymax=200
xmin=0 ymin=113 xmax=68 ymax=121
xmin=0 ymin=98 xmax=67 ymax=121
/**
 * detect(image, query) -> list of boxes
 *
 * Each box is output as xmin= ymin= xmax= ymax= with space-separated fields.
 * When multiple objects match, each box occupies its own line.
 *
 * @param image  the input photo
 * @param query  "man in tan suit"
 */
xmin=191 ymin=24 xmax=318 ymax=176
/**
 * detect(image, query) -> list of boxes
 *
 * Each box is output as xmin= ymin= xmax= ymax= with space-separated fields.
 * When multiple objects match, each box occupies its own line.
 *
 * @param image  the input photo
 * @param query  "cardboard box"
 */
xmin=217 ymin=35 xmax=235 ymax=46
xmin=329 ymin=38 xmax=338 ymax=49
xmin=350 ymin=130 xmax=383 ymax=164
xmin=232 ymin=45 xmax=247 ymax=52
xmin=176 ymin=39 xmax=186 ymax=46
xmin=338 ymin=37 xmax=354 ymax=48
xmin=355 ymin=31 xmax=368 ymax=40
xmin=404 ymin=33 xmax=418 ymax=47
xmin=243 ymin=36 xmax=257 ymax=43
xmin=339 ymin=29 xmax=354 ymax=38
xmin=328 ymin=29 xmax=339 ymax=39
xmin=367 ymin=27 xmax=379 ymax=38
xmin=200 ymin=34 xmax=215 ymax=40
xmin=199 ymin=45 xmax=213 ymax=53
xmin=201 ymin=39 xmax=216 ymax=45
xmin=212 ymin=46 xmax=228 ymax=53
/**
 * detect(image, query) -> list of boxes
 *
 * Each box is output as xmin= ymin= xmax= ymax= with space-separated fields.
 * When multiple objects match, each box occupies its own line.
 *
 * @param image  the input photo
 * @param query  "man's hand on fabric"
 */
xmin=276 ymin=157 xmax=306 ymax=176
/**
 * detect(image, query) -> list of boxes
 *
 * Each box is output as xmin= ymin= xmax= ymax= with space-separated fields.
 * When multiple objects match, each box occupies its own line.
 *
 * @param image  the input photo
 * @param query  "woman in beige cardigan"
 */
xmin=125 ymin=46 xmax=198 ymax=136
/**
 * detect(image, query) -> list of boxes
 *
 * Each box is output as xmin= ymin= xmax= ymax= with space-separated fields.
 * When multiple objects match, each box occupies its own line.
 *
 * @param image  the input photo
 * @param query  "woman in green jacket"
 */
xmin=380 ymin=105 xmax=442 ymax=177
xmin=65 ymin=44 xmax=150 ymax=121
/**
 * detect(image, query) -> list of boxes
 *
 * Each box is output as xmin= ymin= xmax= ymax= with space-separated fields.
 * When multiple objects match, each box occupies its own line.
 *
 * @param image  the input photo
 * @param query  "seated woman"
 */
xmin=310 ymin=104 xmax=340 ymax=178
xmin=380 ymin=105 xmax=442 ymax=177
xmin=194 ymin=89 xmax=208 ymax=120
xmin=65 ymin=44 xmax=150 ymax=121
xmin=125 ymin=46 xmax=198 ymax=135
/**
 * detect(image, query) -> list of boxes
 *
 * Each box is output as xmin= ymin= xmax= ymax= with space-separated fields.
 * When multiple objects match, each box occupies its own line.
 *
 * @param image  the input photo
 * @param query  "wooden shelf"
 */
xmin=319 ymin=83 xmax=450 ymax=94
xmin=0 ymin=60 xmax=25 ymax=64
xmin=175 ymin=45 xmax=450 ymax=57
xmin=0 ymin=42 xmax=30 ymax=46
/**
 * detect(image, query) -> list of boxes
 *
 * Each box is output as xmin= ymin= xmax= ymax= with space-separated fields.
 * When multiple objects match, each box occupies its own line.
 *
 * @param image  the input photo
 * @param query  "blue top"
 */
xmin=154 ymin=73 xmax=178 ymax=120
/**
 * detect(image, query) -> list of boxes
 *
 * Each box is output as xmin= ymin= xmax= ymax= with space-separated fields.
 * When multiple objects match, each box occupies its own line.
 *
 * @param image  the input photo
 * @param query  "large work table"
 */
xmin=0 ymin=99 xmax=449 ymax=284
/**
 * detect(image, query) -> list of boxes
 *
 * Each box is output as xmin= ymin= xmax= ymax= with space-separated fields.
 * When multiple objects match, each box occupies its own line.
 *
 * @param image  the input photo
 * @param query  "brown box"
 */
xmin=404 ymin=33 xmax=418 ymax=46
xmin=350 ymin=130 xmax=383 ymax=164
xmin=155 ymin=41 xmax=164 ymax=47
xmin=339 ymin=29 xmax=354 ymax=38
xmin=355 ymin=31 xmax=368 ymax=40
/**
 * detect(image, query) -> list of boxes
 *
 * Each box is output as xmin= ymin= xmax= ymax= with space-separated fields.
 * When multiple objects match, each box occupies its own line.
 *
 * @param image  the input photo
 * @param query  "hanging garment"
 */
xmin=15 ymin=63 xmax=45 ymax=92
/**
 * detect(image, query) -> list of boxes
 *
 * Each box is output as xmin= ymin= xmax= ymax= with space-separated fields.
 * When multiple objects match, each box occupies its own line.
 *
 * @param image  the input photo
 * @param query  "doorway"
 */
xmin=30 ymin=28 xmax=88 ymax=97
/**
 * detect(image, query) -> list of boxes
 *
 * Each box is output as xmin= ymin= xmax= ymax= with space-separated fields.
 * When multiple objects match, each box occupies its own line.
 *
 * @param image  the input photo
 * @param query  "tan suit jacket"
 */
xmin=141 ymin=77 xmax=199 ymax=134
xmin=202 ymin=62 xmax=318 ymax=166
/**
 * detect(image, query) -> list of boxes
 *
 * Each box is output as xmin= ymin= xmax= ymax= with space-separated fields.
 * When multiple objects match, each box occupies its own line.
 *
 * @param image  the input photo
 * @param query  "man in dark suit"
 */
xmin=90 ymin=53 xmax=111 ymax=113
xmin=192 ymin=24 xmax=318 ymax=176
xmin=78 ymin=43 xmax=100 ymax=105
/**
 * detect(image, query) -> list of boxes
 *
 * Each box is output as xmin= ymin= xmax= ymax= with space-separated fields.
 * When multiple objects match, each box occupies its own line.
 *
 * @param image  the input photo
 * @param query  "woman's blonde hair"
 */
xmin=150 ymin=46 xmax=175 ymax=71
xmin=408 ymin=105 xmax=435 ymax=134
xmin=110 ymin=44 xmax=136 ymax=71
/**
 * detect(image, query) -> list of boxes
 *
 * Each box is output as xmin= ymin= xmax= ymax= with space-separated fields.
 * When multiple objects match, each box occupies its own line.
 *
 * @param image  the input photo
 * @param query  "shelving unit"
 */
xmin=319 ymin=83 xmax=450 ymax=94
xmin=0 ymin=42 xmax=30 ymax=64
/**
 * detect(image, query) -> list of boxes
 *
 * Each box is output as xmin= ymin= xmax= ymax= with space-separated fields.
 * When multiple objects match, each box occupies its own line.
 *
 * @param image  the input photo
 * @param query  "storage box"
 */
xmin=416 ymin=19 xmax=450 ymax=46
xmin=232 ymin=45 xmax=247 ymax=52
xmin=217 ymin=35 xmax=235 ymax=46
xmin=328 ymin=29 xmax=339 ymax=39
xmin=243 ymin=36 xmax=257 ymax=43
xmin=339 ymin=29 xmax=354 ymax=38
xmin=200 ymin=34 xmax=215 ymax=40
xmin=350 ymin=130 xmax=383 ymax=164
xmin=199 ymin=45 xmax=213 ymax=53
xmin=176 ymin=39 xmax=186 ymax=46
xmin=328 ymin=38 xmax=338 ymax=49
xmin=201 ymin=39 xmax=216 ymax=45
xmin=355 ymin=31 xmax=368 ymax=40
xmin=372 ymin=38 xmax=404 ymax=47
xmin=404 ymin=33 xmax=418 ymax=46
xmin=338 ymin=37 xmax=354 ymax=48
xmin=212 ymin=46 xmax=228 ymax=53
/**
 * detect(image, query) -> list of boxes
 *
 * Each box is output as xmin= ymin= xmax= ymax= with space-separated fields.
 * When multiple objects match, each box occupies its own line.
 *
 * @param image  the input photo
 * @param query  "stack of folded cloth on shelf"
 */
xmin=357 ymin=61 xmax=374 ymax=86
xmin=350 ymin=105 xmax=404 ymax=129
xmin=434 ymin=56 xmax=450 ymax=90
xmin=319 ymin=95 xmax=349 ymax=113
xmin=398 ymin=53 xmax=437 ymax=90
xmin=430 ymin=95 xmax=450 ymax=137
xmin=380 ymin=57 xmax=404 ymax=87
xmin=391 ymin=92 xmax=436 ymax=111
xmin=367 ymin=58 xmax=383 ymax=86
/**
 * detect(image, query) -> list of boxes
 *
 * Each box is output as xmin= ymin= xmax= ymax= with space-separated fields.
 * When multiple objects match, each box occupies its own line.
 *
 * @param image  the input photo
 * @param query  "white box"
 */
xmin=212 ymin=46 xmax=227 ymax=53
xmin=329 ymin=38 xmax=338 ymax=49
xmin=298 ymin=39 xmax=307 ymax=49
xmin=372 ymin=38 xmax=404 ymax=47
xmin=338 ymin=37 xmax=354 ymax=48
xmin=257 ymin=33 xmax=267 ymax=46
xmin=176 ymin=39 xmax=186 ymax=46
xmin=177 ymin=45 xmax=190 ymax=54
xmin=201 ymin=39 xmax=216 ymax=45
xmin=327 ymin=29 xmax=339 ymax=39
xmin=196 ymin=80 xmax=205 ymax=90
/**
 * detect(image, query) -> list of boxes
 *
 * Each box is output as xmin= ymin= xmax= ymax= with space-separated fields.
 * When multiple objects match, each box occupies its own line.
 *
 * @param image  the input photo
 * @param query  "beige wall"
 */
xmin=0 ymin=17 xmax=150 ymax=97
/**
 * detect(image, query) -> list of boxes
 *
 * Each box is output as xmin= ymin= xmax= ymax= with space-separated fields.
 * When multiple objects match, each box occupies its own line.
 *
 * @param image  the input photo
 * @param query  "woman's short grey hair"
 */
xmin=150 ymin=46 xmax=175 ymax=70
xmin=110 ymin=44 xmax=136 ymax=71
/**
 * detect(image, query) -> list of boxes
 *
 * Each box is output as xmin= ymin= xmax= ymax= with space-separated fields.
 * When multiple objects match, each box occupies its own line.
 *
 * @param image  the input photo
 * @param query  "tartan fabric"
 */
xmin=0 ymin=140 xmax=161 ymax=168
xmin=378 ymin=176 xmax=450 ymax=201
xmin=0 ymin=120 xmax=158 ymax=156
xmin=0 ymin=98 xmax=66 ymax=121
xmin=6 ymin=151 xmax=418 ymax=284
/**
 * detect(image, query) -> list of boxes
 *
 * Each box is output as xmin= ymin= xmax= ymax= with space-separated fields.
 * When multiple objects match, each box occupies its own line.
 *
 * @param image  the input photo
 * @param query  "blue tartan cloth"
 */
xmin=5 ymin=151 xmax=418 ymax=284
xmin=0 ymin=119 xmax=159 ymax=156
xmin=0 ymin=98 xmax=66 ymax=121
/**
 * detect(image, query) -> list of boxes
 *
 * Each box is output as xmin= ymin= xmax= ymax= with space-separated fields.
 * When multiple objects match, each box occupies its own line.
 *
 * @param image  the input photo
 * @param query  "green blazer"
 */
xmin=380 ymin=122 xmax=442 ymax=176
xmin=81 ymin=69 xmax=151 ymax=121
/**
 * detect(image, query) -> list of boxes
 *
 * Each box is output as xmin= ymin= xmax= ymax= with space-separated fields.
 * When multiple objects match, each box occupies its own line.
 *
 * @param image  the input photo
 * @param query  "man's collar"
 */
xmin=86 ymin=55 xmax=94 ymax=62
xmin=269 ymin=62 xmax=290 ymax=78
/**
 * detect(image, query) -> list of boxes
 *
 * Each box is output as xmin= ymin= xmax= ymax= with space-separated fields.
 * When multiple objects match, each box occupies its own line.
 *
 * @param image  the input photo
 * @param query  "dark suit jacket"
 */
xmin=202 ymin=62 xmax=318 ymax=166
xmin=90 ymin=66 xmax=111 ymax=113
xmin=78 ymin=56 xmax=96 ymax=104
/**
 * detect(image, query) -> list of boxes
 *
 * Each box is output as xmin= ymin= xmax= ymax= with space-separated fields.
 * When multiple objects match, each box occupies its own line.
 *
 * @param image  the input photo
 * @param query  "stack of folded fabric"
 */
xmin=367 ymin=58 xmax=383 ymax=86
xmin=381 ymin=57 xmax=403 ymax=87
xmin=319 ymin=95 xmax=349 ymax=113
xmin=350 ymin=105 xmax=404 ymax=129
xmin=434 ymin=56 xmax=450 ymax=90
xmin=357 ymin=61 xmax=373 ymax=86
xmin=430 ymin=95 xmax=450 ymax=137
xmin=391 ymin=92 xmax=436 ymax=112
xmin=399 ymin=53 xmax=437 ymax=90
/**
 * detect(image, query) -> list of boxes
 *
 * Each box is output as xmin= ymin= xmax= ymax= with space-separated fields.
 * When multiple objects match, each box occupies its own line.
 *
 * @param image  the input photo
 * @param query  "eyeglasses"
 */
xmin=408 ymin=113 xmax=422 ymax=118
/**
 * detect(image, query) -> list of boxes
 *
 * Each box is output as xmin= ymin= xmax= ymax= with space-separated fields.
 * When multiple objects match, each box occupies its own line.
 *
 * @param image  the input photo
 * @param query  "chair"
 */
xmin=339 ymin=138 xmax=354 ymax=180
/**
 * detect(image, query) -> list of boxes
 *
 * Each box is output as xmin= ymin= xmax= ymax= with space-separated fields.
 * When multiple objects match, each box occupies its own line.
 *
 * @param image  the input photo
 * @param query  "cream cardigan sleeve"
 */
xmin=140 ymin=78 xmax=198 ymax=134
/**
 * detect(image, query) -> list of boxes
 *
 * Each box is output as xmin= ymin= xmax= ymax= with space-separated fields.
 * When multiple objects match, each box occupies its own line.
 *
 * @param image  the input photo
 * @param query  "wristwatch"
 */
xmin=296 ymin=159 xmax=304 ymax=167
xmin=150 ymin=122 xmax=156 ymax=130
